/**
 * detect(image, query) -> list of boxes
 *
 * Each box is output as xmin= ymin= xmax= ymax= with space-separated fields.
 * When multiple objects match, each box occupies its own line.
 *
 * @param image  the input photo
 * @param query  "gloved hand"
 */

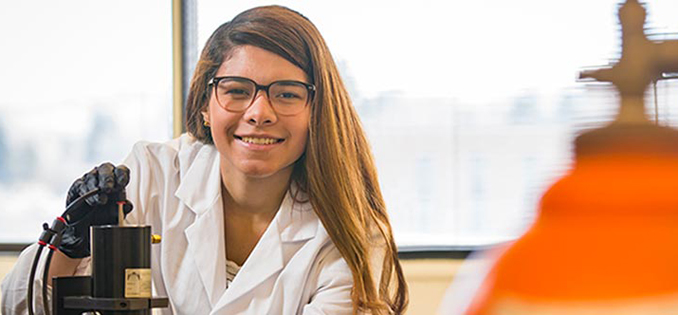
xmin=58 ymin=162 xmax=134 ymax=259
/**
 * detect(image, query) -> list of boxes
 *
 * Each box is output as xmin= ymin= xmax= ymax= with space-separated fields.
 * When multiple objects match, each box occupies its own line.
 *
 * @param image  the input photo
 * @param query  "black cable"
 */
xmin=42 ymin=249 xmax=55 ymax=315
xmin=27 ymin=187 xmax=100 ymax=315
xmin=62 ymin=188 xmax=100 ymax=219
xmin=27 ymin=244 xmax=44 ymax=315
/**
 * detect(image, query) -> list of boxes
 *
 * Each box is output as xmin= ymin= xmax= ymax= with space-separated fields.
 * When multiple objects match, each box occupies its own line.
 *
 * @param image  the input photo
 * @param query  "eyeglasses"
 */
xmin=208 ymin=76 xmax=316 ymax=116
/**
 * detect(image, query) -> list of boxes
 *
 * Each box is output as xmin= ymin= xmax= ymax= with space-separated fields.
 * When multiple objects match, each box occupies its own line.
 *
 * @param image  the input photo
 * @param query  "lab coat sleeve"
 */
xmin=301 ymin=243 xmax=354 ymax=315
xmin=1 ymin=243 xmax=49 ymax=315
xmin=1 ymin=244 xmax=90 ymax=315
xmin=302 ymin=225 xmax=390 ymax=315
xmin=121 ymin=136 xmax=182 ymax=227
xmin=122 ymin=140 xmax=164 ymax=226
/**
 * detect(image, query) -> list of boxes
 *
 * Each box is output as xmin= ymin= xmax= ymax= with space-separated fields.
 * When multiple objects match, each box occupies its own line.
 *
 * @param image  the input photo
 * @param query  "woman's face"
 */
xmin=205 ymin=45 xmax=311 ymax=180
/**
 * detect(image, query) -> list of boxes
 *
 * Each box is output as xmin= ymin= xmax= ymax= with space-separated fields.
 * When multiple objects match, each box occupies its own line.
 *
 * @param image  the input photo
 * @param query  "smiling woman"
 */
xmin=183 ymin=7 xmax=408 ymax=313
xmin=2 ymin=5 xmax=407 ymax=315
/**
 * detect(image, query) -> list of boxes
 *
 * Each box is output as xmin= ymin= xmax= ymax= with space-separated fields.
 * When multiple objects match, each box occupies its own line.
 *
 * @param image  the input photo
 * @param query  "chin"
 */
xmin=238 ymin=162 xmax=290 ymax=179
xmin=241 ymin=168 xmax=277 ymax=179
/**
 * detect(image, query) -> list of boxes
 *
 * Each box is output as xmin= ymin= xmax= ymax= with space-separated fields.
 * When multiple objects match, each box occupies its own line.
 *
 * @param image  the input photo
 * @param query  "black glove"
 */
xmin=59 ymin=162 xmax=134 ymax=259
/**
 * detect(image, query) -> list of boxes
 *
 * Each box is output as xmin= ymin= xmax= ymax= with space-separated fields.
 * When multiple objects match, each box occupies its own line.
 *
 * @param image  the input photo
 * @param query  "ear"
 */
xmin=202 ymin=111 xmax=210 ymax=126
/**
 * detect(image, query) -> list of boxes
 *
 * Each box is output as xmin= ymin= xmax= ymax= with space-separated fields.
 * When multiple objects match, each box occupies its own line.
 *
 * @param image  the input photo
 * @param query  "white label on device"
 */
xmin=125 ymin=268 xmax=151 ymax=298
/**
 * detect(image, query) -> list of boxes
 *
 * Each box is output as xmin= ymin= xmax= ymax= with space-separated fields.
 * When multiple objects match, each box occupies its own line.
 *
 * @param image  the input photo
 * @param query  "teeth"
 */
xmin=241 ymin=137 xmax=279 ymax=145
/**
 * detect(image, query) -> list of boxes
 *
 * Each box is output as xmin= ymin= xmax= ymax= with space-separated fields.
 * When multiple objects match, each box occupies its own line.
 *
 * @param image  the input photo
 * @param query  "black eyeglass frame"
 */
xmin=207 ymin=76 xmax=316 ymax=114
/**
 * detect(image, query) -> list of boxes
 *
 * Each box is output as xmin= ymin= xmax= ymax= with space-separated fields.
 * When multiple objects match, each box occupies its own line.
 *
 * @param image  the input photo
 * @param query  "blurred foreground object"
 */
xmin=466 ymin=0 xmax=678 ymax=313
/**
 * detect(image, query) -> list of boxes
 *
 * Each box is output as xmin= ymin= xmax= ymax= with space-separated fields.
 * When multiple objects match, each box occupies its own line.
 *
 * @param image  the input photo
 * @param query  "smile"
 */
xmin=234 ymin=135 xmax=284 ymax=145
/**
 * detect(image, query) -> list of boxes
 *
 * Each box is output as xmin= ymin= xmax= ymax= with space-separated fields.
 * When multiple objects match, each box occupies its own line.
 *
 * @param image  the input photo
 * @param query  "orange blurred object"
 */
xmin=468 ymin=125 xmax=678 ymax=314
xmin=465 ymin=0 xmax=678 ymax=312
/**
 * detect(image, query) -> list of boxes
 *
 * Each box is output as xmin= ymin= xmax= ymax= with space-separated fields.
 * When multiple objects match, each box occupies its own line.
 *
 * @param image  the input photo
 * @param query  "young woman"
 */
xmin=2 ymin=5 xmax=407 ymax=314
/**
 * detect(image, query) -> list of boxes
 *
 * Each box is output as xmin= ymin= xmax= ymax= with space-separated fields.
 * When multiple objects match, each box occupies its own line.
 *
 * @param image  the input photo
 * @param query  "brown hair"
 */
xmin=185 ymin=6 xmax=408 ymax=314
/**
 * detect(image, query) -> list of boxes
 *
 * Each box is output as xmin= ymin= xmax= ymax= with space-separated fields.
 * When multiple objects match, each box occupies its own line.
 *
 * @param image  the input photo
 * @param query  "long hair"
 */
xmin=185 ymin=6 xmax=408 ymax=314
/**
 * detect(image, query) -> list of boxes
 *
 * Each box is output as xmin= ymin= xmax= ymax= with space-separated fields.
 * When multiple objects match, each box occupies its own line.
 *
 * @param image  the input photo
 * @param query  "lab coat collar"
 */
xmin=175 ymin=142 xmax=222 ymax=216
xmin=211 ymin=187 xmax=320 ymax=313
xmin=184 ymin=198 xmax=227 ymax=309
xmin=178 ymin=143 xmax=227 ymax=308
xmin=277 ymin=186 xmax=317 ymax=243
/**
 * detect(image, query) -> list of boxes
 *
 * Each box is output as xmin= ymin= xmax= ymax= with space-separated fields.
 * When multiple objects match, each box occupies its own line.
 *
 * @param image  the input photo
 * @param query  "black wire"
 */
xmin=42 ymin=249 xmax=55 ymax=315
xmin=27 ymin=187 xmax=100 ymax=315
xmin=62 ymin=188 xmax=100 ymax=220
xmin=27 ymin=244 xmax=44 ymax=315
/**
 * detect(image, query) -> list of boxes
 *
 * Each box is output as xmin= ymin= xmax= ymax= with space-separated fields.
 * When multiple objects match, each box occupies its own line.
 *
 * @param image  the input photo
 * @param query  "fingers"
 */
xmin=98 ymin=162 xmax=130 ymax=193
xmin=113 ymin=165 xmax=130 ymax=190
xmin=81 ymin=167 xmax=104 ymax=205
xmin=71 ymin=162 xmax=130 ymax=207
xmin=62 ymin=162 xmax=134 ymax=238
xmin=97 ymin=163 xmax=116 ymax=194
xmin=66 ymin=178 xmax=84 ymax=205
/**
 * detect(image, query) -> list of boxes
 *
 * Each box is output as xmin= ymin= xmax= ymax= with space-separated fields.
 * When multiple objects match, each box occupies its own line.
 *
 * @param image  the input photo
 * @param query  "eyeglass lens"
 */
xmin=214 ymin=78 xmax=310 ymax=115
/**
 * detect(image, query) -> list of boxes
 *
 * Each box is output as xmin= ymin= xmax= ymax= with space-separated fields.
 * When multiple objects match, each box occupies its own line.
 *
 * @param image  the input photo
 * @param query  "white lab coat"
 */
xmin=2 ymin=134 xmax=356 ymax=314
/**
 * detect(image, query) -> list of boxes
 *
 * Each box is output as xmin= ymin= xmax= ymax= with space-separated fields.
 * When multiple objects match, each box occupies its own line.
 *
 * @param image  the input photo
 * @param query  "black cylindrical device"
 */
xmin=91 ymin=225 xmax=152 ymax=315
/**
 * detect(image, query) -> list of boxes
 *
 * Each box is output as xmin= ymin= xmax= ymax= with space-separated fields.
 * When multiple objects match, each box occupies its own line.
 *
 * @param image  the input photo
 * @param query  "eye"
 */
xmin=225 ymin=88 xmax=250 ymax=96
xmin=217 ymin=80 xmax=253 ymax=100
xmin=276 ymin=91 xmax=303 ymax=99
xmin=271 ymin=82 xmax=307 ymax=103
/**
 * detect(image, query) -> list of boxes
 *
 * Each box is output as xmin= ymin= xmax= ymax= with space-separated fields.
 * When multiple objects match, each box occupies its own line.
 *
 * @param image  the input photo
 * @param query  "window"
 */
xmin=2 ymin=1 xmax=676 ymax=247
xmin=196 ymin=0 xmax=678 ymax=247
xmin=0 ymin=0 xmax=172 ymax=243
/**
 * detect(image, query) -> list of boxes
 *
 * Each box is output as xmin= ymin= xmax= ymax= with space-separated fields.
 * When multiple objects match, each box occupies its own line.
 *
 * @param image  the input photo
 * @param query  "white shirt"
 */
xmin=2 ymin=134 xmax=356 ymax=314
xmin=225 ymin=260 xmax=241 ymax=288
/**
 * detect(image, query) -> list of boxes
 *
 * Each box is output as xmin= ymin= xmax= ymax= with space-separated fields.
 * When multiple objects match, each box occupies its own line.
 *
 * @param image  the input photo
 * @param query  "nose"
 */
xmin=243 ymin=91 xmax=278 ymax=126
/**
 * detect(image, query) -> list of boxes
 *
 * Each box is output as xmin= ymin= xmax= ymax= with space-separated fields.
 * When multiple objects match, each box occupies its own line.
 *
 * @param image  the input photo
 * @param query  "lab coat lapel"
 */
xmin=214 ymin=207 xmax=285 ymax=309
xmin=175 ymin=144 xmax=227 ymax=308
xmin=211 ymin=190 xmax=318 ymax=313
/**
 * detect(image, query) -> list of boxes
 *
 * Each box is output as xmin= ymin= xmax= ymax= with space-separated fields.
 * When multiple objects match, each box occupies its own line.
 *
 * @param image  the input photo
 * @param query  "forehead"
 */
xmin=216 ymin=45 xmax=308 ymax=84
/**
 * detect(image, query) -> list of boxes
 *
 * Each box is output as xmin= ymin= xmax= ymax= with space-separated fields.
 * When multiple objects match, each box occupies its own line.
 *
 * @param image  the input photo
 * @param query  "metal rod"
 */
xmin=118 ymin=202 xmax=124 ymax=227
